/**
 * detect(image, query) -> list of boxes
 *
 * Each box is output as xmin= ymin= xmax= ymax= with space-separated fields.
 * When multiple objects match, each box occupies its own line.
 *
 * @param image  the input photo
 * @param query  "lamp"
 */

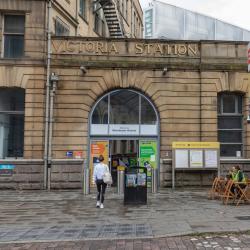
xmin=50 ymin=72 xmax=59 ymax=82
xmin=162 ymin=67 xmax=168 ymax=76
xmin=80 ymin=65 xmax=87 ymax=75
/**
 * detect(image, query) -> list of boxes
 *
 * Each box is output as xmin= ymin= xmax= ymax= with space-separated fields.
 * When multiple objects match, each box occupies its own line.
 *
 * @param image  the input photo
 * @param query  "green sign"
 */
xmin=139 ymin=140 xmax=157 ymax=169
xmin=139 ymin=140 xmax=157 ymax=188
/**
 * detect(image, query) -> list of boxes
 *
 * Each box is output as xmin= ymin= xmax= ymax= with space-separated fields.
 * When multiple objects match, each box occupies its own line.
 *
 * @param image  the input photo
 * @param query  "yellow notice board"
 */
xmin=172 ymin=141 xmax=220 ymax=188
xmin=172 ymin=142 xmax=220 ymax=149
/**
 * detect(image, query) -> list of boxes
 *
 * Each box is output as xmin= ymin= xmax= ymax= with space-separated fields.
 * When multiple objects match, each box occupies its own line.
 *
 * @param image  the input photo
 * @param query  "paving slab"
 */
xmin=0 ymin=188 xmax=249 ymax=244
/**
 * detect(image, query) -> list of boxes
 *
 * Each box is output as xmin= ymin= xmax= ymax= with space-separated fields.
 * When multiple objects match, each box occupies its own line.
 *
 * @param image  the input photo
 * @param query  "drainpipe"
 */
xmin=48 ymin=73 xmax=58 ymax=191
xmin=44 ymin=0 xmax=52 ymax=190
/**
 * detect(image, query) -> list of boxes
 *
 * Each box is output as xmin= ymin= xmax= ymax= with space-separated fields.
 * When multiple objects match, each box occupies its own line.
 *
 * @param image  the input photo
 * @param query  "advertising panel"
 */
xmin=139 ymin=140 xmax=157 ymax=188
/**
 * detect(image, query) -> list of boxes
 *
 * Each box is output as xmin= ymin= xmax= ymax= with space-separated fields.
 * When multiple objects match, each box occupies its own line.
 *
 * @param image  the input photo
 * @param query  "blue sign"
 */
xmin=66 ymin=151 xmax=73 ymax=157
xmin=0 ymin=165 xmax=15 ymax=170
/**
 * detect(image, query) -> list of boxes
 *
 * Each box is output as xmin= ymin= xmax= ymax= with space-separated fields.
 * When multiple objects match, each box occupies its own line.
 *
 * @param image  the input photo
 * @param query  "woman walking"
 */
xmin=93 ymin=155 xmax=109 ymax=208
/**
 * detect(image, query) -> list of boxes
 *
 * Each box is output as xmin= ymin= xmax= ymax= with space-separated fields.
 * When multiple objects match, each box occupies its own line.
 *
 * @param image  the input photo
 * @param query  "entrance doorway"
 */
xmin=110 ymin=140 xmax=138 ymax=186
xmin=89 ymin=89 xmax=160 ymax=190
xmin=89 ymin=139 xmax=158 ymax=188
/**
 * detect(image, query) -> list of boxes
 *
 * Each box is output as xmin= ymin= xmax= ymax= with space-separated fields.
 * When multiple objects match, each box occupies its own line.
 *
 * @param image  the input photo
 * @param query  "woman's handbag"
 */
xmin=103 ymin=169 xmax=113 ymax=184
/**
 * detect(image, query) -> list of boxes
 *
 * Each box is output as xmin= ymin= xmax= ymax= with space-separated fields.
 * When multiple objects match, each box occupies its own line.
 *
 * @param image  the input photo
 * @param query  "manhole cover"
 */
xmin=235 ymin=216 xmax=250 ymax=220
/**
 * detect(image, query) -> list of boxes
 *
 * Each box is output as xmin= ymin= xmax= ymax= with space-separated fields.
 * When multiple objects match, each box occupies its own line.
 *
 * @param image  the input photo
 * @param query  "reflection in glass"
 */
xmin=220 ymin=144 xmax=242 ymax=157
xmin=222 ymin=94 xmax=235 ymax=113
xmin=92 ymin=96 xmax=108 ymax=124
xmin=0 ymin=88 xmax=25 ymax=158
xmin=109 ymin=90 xmax=139 ymax=124
xmin=0 ymin=114 xmax=24 ymax=158
xmin=141 ymin=97 xmax=156 ymax=124
xmin=0 ymin=88 xmax=25 ymax=111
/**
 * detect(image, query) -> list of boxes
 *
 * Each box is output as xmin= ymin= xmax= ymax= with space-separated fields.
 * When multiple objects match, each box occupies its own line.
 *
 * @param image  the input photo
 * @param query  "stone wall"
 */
xmin=50 ymin=160 xmax=84 ymax=189
xmin=0 ymin=160 xmax=44 ymax=190
xmin=160 ymin=159 xmax=250 ymax=187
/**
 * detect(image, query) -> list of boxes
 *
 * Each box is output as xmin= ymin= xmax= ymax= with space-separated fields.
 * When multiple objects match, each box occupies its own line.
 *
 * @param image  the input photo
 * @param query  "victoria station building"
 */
xmin=0 ymin=0 xmax=250 ymax=190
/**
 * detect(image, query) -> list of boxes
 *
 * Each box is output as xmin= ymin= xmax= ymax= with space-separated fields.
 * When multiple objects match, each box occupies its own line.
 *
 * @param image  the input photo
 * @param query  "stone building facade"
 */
xmin=0 ymin=0 xmax=250 ymax=190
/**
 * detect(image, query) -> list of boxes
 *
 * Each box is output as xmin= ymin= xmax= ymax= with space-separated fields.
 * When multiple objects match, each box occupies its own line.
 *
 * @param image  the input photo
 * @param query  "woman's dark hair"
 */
xmin=235 ymin=165 xmax=241 ymax=171
xmin=99 ymin=155 xmax=104 ymax=162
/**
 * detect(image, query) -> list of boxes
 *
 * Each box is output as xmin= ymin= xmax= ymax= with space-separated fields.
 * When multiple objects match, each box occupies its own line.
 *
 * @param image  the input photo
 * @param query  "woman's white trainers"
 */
xmin=96 ymin=201 xmax=100 ymax=208
xmin=100 ymin=203 xmax=104 ymax=209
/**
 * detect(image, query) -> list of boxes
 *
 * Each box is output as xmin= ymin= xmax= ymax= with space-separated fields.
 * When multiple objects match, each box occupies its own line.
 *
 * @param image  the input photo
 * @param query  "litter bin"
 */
xmin=124 ymin=166 xmax=147 ymax=205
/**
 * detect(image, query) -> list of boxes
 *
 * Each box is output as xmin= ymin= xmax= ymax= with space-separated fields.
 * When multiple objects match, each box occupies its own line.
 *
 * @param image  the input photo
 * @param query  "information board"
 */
xmin=172 ymin=142 xmax=220 ymax=188
xmin=175 ymin=150 xmax=189 ymax=168
xmin=190 ymin=150 xmax=203 ymax=168
xmin=205 ymin=150 xmax=217 ymax=168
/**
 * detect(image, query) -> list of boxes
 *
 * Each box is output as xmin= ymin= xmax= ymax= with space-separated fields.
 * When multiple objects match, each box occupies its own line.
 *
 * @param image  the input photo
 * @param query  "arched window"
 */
xmin=90 ymin=89 xmax=158 ymax=136
xmin=218 ymin=92 xmax=243 ymax=157
xmin=0 ymin=88 xmax=25 ymax=158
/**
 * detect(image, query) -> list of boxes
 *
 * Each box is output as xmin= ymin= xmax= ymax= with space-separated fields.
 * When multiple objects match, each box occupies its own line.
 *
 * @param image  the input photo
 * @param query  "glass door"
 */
xmin=109 ymin=139 xmax=138 ymax=187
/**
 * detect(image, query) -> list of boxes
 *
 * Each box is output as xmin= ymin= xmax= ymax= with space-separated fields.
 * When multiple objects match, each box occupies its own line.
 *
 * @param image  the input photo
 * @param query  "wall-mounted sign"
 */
xmin=0 ymin=165 xmax=15 ymax=176
xmin=109 ymin=125 xmax=139 ymax=135
xmin=74 ymin=151 xmax=83 ymax=159
xmin=52 ymin=39 xmax=199 ymax=57
xmin=172 ymin=141 xmax=220 ymax=149
xmin=66 ymin=151 xmax=73 ymax=158
xmin=90 ymin=124 xmax=158 ymax=136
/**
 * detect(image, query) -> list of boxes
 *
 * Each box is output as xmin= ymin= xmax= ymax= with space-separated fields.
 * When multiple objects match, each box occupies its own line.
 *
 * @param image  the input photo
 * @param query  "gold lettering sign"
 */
xmin=52 ymin=40 xmax=199 ymax=57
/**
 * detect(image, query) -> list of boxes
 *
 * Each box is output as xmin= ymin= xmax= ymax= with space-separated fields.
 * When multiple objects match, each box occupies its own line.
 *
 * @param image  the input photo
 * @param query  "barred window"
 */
xmin=79 ymin=0 xmax=86 ymax=19
xmin=4 ymin=15 xmax=25 ymax=58
xmin=55 ymin=18 xmax=69 ymax=36
xmin=218 ymin=93 xmax=243 ymax=157
xmin=0 ymin=88 xmax=25 ymax=158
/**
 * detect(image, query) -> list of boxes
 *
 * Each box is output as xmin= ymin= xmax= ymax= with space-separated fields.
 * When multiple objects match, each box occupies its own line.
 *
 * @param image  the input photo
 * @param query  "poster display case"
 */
xmin=172 ymin=142 xmax=220 ymax=188
xmin=124 ymin=166 xmax=147 ymax=205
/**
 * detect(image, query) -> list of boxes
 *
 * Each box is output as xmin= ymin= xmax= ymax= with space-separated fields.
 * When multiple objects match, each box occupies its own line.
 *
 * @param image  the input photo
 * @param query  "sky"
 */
xmin=139 ymin=0 xmax=250 ymax=31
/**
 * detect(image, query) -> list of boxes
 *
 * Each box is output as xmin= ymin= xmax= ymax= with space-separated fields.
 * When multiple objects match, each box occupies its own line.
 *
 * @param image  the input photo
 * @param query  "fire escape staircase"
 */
xmin=93 ymin=0 xmax=125 ymax=38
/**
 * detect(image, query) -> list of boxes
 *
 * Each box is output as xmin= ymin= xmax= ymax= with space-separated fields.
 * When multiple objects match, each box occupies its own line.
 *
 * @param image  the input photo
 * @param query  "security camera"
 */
xmin=162 ymin=67 xmax=168 ymax=75
xmin=80 ymin=65 xmax=87 ymax=74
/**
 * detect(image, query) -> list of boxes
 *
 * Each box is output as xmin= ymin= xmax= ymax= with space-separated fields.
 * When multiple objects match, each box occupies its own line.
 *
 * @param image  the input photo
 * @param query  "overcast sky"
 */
xmin=139 ymin=0 xmax=250 ymax=31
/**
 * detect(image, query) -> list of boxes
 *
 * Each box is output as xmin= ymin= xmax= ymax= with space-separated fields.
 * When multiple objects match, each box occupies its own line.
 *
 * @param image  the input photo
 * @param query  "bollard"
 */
xmin=151 ymin=168 xmax=158 ymax=193
xmin=117 ymin=170 xmax=125 ymax=195
xmin=83 ymin=159 xmax=89 ymax=195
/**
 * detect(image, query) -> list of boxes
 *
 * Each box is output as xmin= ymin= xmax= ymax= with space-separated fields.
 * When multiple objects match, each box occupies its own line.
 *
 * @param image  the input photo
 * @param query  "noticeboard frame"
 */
xmin=172 ymin=142 xmax=220 ymax=189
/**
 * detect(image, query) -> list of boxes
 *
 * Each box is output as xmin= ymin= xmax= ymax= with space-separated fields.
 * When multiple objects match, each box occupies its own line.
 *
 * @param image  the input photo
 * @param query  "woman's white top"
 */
xmin=93 ymin=162 xmax=109 ymax=181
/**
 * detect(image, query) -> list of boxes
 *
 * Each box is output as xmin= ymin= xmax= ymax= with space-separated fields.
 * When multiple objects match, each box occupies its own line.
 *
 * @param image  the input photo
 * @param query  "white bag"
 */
xmin=103 ymin=169 xmax=113 ymax=184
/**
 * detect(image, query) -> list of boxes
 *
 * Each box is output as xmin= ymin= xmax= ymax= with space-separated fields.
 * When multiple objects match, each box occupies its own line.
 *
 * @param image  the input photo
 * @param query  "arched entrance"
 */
xmin=88 ymin=89 xmax=159 ymax=189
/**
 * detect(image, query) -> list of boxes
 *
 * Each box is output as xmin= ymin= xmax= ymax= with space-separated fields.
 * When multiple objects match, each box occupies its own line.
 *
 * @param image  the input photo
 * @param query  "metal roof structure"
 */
xmin=144 ymin=0 xmax=250 ymax=41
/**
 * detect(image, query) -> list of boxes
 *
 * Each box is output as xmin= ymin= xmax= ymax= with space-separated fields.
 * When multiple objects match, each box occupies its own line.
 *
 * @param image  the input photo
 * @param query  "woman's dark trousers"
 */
xmin=96 ymin=180 xmax=107 ymax=203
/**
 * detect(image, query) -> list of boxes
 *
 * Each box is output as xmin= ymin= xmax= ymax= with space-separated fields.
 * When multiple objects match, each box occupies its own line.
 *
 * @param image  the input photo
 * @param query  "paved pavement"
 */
xmin=0 ymin=188 xmax=249 ymax=247
xmin=1 ymin=233 xmax=250 ymax=249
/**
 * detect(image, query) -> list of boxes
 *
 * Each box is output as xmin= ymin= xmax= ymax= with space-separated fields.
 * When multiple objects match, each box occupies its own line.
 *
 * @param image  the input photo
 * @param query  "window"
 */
xmin=55 ymin=18 xmax=69 ymax=36
xmin=110 ymin=90 xmax=139 ymax=124
xmin=218 ymin=93 xmax=243 ymax=157
xmin=4 ymin=15 xmax=25 ymax=58
xmin=94 ymin=13 xmax=100 ymax=34
xmin=126 ymin=0 xmax=128 ymax=20
xmin=0 ymin=88 xmax=25 ymax=158
xmin=79 ymin=0 xmax=86 ymax=18
xmin=92 ymin=90 xmax=157 ymax=125
xmin=91 ymin=90 xmax=158 ymax=136
xmin=145 ymin=9 xmax=153 ymax=38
